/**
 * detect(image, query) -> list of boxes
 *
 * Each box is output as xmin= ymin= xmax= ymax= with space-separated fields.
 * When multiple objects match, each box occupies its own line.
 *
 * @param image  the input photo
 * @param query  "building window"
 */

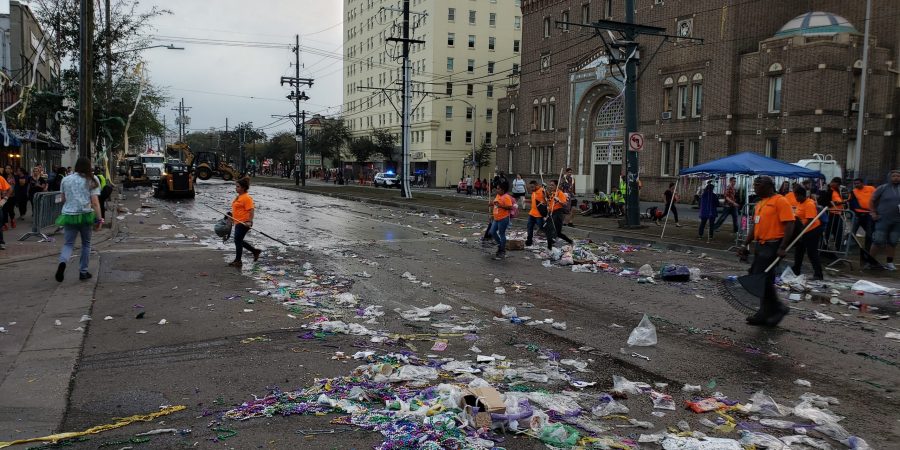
xmin=446 ymin=82 xmax=453 ymax=95
xmin=768 ymin=76 xmax=782 ymax=113
xmin=488 ymin=36 xmax=495 ymax=50
xmin=465 ymin=131 xmax=473 ymax=144
xmin=508 ymin=149 xmax=513 ymax=173
xmin=582 ymin=4 xmax=590 ymax=24
xmin=543 ymin=17 xmax=551 ymax=37
xmin=487 ymin=61 xmax=495 ymax=74
xmin=467 ymin=84 xmax=474 ymax=96
xmin=445 ymin=105 xmax=453 ymax=119
xmin=485 ymin=132 xmax=492 ymax=145
xmin=532 ymin=106 xmax=539 ymax=130
xmin=466 ymin=107 xmax=473 ymax=120
xmin=660 ymin=142 xmax=671 ymax=176
xmin=691 ymin=84 xmax=702 ymax=117
xmin=447 ymin=33 xmax=455 ymax=46
xmin=489 ymin=12 xmax=496 ymax=26
xmin=689 ymin=140 xmax=700 ymax=167
xmin=561 ymin=11 xmax=570 ymax=31
xmin=447 ymin=57 xmax=454 ymax=71
xmin=674 ymin=141 xmax=686 ymax=173
xmin=663 ymin=87 xmax=672 ymax=112
xmin=531 ymin=148 xmax=538 ymax=173
xmin=514 ymin=16 xmax=521 ymax=29
xmin=509 ymin=108 xmax=516 ymax=134
xmin=513 ymin=40 xmax=520 ymax=52
xmin=677 ymin=85 xmax=688 ymax=119
xmin=548 ymin=103 xmax=556 ymax=129
xmin=540 ymin=105 xmax=547 ymax=130
xmin=486 ymin=108 xmax=493 ymax=121
xmin=448 ymin=8 xmax=455 ymax=21
xmin=605 ymin=0 xmax=613 ymax=18
xmin=469 ymin=10 xmax=476 ymax=25
xmin=468 ymin=35 xmax=476 ymax=49
xmin=445 ymin=130 xmax=452 ymax=143
xmin=486 ymin=84 xmax=494 ymax=97
xmin=765 ymin=137 xmax=778 ymax=158
xmin=543 ymin=146 xmax=553 ymax=173
xmin=467 ymin=59 xmax=475 ymax=73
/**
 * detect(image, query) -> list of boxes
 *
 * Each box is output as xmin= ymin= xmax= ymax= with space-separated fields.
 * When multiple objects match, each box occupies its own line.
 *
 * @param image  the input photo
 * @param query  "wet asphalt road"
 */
xmin=54 ymin=179 xmax=900 ymax=449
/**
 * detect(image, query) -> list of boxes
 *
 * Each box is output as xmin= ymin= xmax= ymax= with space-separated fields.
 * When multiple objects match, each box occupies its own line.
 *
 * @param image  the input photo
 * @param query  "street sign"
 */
xmin=628 ymin=132 xmax=644 ymax=152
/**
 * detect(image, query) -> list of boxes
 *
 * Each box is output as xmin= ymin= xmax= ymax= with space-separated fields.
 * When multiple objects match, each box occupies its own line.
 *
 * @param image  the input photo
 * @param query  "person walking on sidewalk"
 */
xmin=0 ymin=174 xmax=10 ymax=249
xmin=697 ymin=182 xmax=718 ymax=241
xmin=737 ymin=176 xmax=795 ymax=327
xmin=54 ymin=157 xmax=103 ymax=282
xmin=714 ymin=177 xmax=740 ymax=233
xmin=488 ymin=180 xmax=514 ymax=259
xmin=229 ymin=177 xmax=261 ymax=268
xmin=13 ymin=167 xmax=30 ymax=218
xmin=511 ymin=174 xmax=527 ymax=209
xmin=2 ymin=165 xmax=15 ymax=230
xmin=868 ymin=170 xmax=900 ymax=271
xmin=28 ymin=166 xmax=48 ymax=215
xmin=525 ymin=180 xmax=546 ymax=247
xmin=790 ymin=186 xmax=824 ymax=280
xmin=663 ymin=182 xmax=682 ymax=227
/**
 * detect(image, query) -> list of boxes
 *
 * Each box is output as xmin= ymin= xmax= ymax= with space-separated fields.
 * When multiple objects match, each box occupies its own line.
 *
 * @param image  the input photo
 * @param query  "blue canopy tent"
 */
xmin=660 ymin=152 xmax=824 ymax=241
xmin=679 ymin=151 xmax=824 ymax=178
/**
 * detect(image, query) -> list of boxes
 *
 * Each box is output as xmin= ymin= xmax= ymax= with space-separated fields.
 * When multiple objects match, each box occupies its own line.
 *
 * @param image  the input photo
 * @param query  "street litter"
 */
xmin=103 ymin=316 xmax=113 ymax=321
xmin=158 ymin=224 xmax=177 ymax=230
xmin=627 ymin=314 xmax=658 ymax=346
xmin=79 ymin=315 xmax=91 ymax=322
xmin=494 ymin=287 xmax=506 ymax=295
xmin=850 ymin=279 xmax=896 ymax=295
xmin=886 ymin=332 xmax=900 ymax=341
xmin=794 ymin=379 xmax=812 ymax=387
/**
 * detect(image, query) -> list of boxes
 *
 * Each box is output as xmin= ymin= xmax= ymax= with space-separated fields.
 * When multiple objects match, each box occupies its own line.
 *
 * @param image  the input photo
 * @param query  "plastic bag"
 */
xmin=793 ymin=401 xmax=843 ymax=425
xmin=638 ymin=264 xmax=654 ymax=277
xmin=650 ymin=390 xmax=676 ymax=410
xmin=425 ymin=303 xmax=452 ymax=313
xmin=394 ymin=365 xmax=438 ymax=381
xmin=592 ymin=394 xmax=629 ymax=416
xmin=538 ymin=423 xmax=580 ymax=447
xmin=611 ymin=375 xmax=649 ymax=395
xmin=501 ymin=305 xmax=517 ymax=317
xmin=660 ymin=265 xmax=691 ymax=281
xmin=627 ymin=314 xmax=658 ymax=346
xmin=850 ymin=279 xmax=894 ymax=295
xmin=747 ymin=390 xmax=791 ymax=417
xmin=739 ymin=431 xmax=789 ymax=450
xmin=661 ymin=435 xmax=742 ymax=450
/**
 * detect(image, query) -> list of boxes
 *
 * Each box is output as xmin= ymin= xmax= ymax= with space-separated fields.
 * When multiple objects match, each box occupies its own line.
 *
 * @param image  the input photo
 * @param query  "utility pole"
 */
xmin=852 ymin=0 xmax=872 ymax=179
xmin=386 ymin=0 xmax=424 ymax=198
xmin=78 ymin=0 xmax=94 ymax=159
xmin=557 ymin=0 xmax=700 ymax=228
xmin=171 ymin=98 xmax=191 ymax=142
xmin=280 ymin=37 xmax=313 ymax=186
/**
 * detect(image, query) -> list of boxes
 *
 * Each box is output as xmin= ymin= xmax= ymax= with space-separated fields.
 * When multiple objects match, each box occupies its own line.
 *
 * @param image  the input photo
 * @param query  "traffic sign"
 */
xmin=628 ymin=132 xmax=644 ymax=152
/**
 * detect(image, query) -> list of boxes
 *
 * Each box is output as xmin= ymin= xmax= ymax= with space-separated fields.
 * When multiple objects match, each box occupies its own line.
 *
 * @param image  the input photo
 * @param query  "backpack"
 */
xmin=505 ymin=194 xmax=519 ymax=218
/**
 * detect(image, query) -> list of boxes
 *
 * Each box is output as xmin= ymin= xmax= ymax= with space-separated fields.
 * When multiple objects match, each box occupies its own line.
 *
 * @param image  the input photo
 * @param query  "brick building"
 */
xmin=496 ymin=0 xmax=899 ymax=199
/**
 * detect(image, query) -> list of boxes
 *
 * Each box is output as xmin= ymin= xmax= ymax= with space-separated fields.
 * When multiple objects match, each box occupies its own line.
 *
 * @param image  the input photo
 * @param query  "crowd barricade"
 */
xmin=819 ymin=209 xmax=855 ymax=269
xmin=19 ymin=191 xmax=64 ymax=242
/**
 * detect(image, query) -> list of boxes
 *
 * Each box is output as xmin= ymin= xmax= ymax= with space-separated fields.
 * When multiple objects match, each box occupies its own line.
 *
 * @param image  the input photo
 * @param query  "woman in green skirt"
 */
xmin=55 ymin=157 xmax=103 ymax=282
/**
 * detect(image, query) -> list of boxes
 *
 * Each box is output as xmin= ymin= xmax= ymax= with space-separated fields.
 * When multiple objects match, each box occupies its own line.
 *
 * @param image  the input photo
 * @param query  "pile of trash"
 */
xmin=224 ymin=352 xmax=872 ymax=449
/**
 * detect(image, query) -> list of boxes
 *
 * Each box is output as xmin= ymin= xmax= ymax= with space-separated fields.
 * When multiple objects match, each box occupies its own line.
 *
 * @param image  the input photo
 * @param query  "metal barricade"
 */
xmin=19 ymin=191 xmax=64 ymax=242
xmin=819 ymin=209 xmax=854 ymax=269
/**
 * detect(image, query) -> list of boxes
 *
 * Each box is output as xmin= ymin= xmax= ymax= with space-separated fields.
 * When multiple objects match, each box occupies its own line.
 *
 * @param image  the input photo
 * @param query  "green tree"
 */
xmin=264 ymin=131 xmax=297 ymax=164
xmin=372 ymin=128 xmax=397 ymax=163
xmin=308 ymin=117 xmax=351 ymax=165
xmin=347 ymin=137 xmax=377 ymax=163
xmin=465 ymin=142 xmax=494 ymax=178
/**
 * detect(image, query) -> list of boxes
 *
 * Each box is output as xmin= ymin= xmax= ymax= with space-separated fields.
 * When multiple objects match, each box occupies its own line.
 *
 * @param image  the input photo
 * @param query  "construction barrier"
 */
xmin=19 ymin=191 xmax=63 ymax=242
xmin=819 ymin=209 xmax=855 ymax=268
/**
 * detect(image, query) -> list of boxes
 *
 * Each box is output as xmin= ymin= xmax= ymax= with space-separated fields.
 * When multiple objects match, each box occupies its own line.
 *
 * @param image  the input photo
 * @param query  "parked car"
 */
xmin=374 ymin=172 xmax=400 ymax=188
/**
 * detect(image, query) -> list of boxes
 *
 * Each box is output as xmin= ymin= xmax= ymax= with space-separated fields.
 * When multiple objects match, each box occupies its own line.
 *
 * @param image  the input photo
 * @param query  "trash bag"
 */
xmin=850 ymin=279 xmax=895 ymax=295
xmin=592 ymin=394 xmax=629 ymax=416
xmin=627 ymin=314 xmax=658 ymax=347
xmin=611 ymin=375 xmax=648 ymax=395
xmin=746 ymin=391 xmax=791 ymax=417
xmin=214 ymin=217 xmax=232 ymax=241
xmin=660 ymin=265 xmax=691 ymax=281
xmin=538 ymin=423 xmax=580 ymax=447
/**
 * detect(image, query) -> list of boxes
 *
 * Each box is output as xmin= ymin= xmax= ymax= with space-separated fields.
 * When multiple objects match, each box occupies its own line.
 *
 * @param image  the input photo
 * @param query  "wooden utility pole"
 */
xmin=78 ymin=0 xmax=94 ymax=159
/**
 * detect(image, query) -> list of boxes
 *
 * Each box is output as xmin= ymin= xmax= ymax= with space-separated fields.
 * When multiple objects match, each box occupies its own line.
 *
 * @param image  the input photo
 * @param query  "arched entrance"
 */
xmin=588 ymin=95 xmax=624 ymax=194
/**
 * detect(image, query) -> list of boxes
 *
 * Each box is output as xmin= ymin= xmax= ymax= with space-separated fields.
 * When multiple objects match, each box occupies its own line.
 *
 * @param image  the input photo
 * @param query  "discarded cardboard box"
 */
xmin=506 ymin=239 xmax=525 ymax=251
xmin=463 ymin=386 xmax=506 ymax=414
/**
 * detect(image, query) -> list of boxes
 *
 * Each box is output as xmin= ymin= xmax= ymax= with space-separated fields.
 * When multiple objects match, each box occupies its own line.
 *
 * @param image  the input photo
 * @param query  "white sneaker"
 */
xmin=886 ymin=262 xmax=897 ymax=271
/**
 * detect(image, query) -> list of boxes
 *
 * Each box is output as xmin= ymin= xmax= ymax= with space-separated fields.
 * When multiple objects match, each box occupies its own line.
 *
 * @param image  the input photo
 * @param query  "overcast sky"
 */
xmin=138 ymin=0 xmax=344 ymax=138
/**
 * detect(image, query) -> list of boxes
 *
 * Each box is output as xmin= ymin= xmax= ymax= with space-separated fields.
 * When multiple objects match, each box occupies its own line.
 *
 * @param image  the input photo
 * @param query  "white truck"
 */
xmin=794 ymin=154 xmax=843 ymax=181
xmin=139 ymin=153 xmax=166 ymax=182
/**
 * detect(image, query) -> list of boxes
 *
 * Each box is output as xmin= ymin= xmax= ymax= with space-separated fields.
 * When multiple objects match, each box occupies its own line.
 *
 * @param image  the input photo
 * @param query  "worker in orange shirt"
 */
xmin=545 ymin=179 xmax=574 ymax=250
xmin=525 ymin=180 xmax=546 ymax=247
xmin=849 ymin=178 xmax=877 ymax=259
xmin=737 ymin=176 xmax=796 ymax=327
xmin=0 ymin=174 xmax=9 ymax=250
xmin=488 ymin=180 xmax=514 ymax=259
xmin=790 ymin=186 xmax=824 ymax=280
xmin=821 ymin=177 xmax=846 ymax=251
xmin=228 ymin=177 xmax=261 ymax=268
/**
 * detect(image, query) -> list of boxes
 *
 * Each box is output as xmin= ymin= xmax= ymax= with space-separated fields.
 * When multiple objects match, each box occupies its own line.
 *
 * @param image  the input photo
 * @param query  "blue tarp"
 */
xmin=679 ymin=151 xmax=824 ymax=178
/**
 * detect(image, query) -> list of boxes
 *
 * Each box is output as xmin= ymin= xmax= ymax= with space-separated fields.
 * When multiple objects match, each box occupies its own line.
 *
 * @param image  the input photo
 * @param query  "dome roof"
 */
xmin=775 ymin=12 xmax=857 ymax=37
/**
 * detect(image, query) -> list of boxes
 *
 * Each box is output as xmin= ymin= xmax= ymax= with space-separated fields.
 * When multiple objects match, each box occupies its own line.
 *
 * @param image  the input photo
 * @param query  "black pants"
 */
xmin=852 ymin=213 xmax=874 ymax=257
xmin=0 ymin=206 xmax=5 ymax=243
xmin=664 ymin=203 xmax=678 ymax=222
xmin=99 ymin=191 xmax=110 ymax=219
xmin=792 ymin=226 xmax=823 ymax=278
xmin=233 ymin=224 xmax=257 ymax=261
xmin=714 ymin=206 xmax=739 ymax=232
xmin=15 ymin=196 xmax=27 ymax=216
xmin=825 ymin=213 xmax=844 ymax=251
xmin=749 ymin=240 xmax=784 ymax=315
xmin=547 ymin=210 xmax=573 ymax=249
xmin=2 ymin=200 xmax=14 ymax=222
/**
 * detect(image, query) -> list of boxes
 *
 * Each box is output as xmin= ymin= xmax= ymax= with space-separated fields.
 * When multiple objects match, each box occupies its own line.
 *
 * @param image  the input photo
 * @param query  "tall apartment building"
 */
xmin=343 ymin=0 xmax=522 ymax=187
xmin=496 ymin=1 xmax=899 ymax=199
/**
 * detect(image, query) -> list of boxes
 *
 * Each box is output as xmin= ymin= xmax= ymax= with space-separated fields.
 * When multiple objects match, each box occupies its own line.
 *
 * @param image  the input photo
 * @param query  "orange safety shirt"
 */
xmin=493 ymin=193 xmax=513 ymax=221
xmin=0 ymin=176 xmax=9 ymax=192
xmin=852 ymin=185 xmax=876 ymax=213
xmin=828 ymin=190 xmax=844 ymax=214
xmin=796 ymin=198 xmax=820 ymax=231
xmin=784 ymin=191 xmax=797 ymax=207
xmin=231 ymin=192 xmax=255 ymax=224
xmin=529 ymin=188 xmax=546 ymax=218
xmin=549 ymin=190 xmax=567 ymax=212
xmin=753 ymin=194 xmax=795 ymax=242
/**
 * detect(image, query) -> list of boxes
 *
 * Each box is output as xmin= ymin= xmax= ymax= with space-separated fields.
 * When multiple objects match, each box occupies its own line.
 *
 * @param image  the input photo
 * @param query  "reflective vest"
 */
xmin=97 ymin=174 xmax=107 ymax=189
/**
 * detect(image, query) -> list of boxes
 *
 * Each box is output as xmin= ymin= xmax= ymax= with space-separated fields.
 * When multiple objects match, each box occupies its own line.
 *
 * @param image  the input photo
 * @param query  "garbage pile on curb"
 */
xmin=224 ymin=350 xmax=873 ymax=450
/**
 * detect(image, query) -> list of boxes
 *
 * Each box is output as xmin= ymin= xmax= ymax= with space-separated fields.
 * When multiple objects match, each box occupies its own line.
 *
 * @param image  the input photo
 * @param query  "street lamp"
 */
xmin=113 ymin=44 xmax=185 ymax=55
xmin=446 ymin=98 xmax=476 ymax=178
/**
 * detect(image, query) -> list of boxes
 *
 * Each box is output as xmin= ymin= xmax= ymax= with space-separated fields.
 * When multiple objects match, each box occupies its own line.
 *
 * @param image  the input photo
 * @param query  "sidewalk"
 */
xmin=253 ymin=176 xmax=897 ymax=283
